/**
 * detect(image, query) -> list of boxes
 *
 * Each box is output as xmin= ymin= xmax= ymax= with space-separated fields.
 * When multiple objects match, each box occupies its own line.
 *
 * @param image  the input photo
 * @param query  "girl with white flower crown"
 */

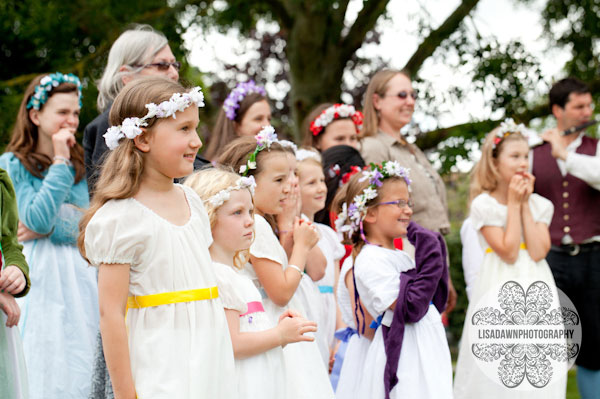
xmin=185 ymin=167 xmax=319 ymax=398
xmin=332 ymin=161 xmax=453 ymax=399
xmin=218 ymin=130 xmax=335 ymax=399
xmin=0 ymin=72 xmax=99 ymax=399
xmin=295 ymin=148 xmax=346 ymax=367
xmin=78 ymin=76 xmax=235 ymax=399
xmin=453 ymin=120 xmax=566 ymax=399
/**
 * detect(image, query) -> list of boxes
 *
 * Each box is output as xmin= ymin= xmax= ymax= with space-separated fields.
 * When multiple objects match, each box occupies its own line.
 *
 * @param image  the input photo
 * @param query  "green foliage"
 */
xmin=0 ymin=0 xmax=193 ymax=149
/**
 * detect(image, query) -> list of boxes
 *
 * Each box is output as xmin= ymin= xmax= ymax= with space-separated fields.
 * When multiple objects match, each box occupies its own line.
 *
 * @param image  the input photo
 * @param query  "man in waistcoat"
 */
xmin=532 ymin=77 xmax=600 ymax=398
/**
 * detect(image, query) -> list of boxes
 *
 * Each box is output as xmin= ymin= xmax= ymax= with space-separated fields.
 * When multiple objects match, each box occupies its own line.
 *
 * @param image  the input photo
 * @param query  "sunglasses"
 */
xmin=377 ymin=199 xmax=414 ymax=209
xmin=386 ymin=90 xmax=418 ymax=100
xmin=135 ymin=61 xmax=181 ymax=72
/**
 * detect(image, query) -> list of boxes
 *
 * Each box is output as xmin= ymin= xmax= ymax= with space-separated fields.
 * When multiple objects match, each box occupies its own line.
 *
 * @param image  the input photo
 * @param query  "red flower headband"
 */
xmin=310 ymin=104 xmax=363 ymax=136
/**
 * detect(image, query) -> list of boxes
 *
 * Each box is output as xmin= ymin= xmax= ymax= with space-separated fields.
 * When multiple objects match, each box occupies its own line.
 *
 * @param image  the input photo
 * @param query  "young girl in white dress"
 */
xmin=333 ymin=161 xmax=453 ymax=399
xmin=0 ymin=73 xmax=99 ymax=399
xmin=185 ymin=167 xmax=319 ymax=398
xmin=453 ymin=120 xmax=566 ymax=398
xmin=296 ymin=148 xmax=345 ymax=365
xmin=79 ymin=77 xmax=235 ymax=399
xmin=218 ymin=128 xmax=335 ymax=398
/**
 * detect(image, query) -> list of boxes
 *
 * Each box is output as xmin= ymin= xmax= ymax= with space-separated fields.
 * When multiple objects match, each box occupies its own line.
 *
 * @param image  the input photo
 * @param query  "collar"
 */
xmin=566 ymin=132 xmax=584 ymax=152
xmin=377 ymin=130 xmax=404 ymax=146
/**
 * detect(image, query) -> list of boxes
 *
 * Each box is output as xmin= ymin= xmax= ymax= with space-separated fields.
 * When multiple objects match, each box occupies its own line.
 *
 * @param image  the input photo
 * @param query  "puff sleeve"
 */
xmin=469 ymin=193 xmax=505 ymax=230
xmin=212 ymin=263 xmax=248 ymax=314
xmin=529 ymin=193 xmax=554 ymax=226
xmin=250 ymin=215 xmax=287 ymax=265
xmin=84 ymin=200 xmax=145 ymax=267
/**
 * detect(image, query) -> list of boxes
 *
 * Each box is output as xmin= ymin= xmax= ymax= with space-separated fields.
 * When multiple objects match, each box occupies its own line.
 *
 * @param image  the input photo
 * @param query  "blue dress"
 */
xmin=0 ymin=153 xmax=99 ymax=399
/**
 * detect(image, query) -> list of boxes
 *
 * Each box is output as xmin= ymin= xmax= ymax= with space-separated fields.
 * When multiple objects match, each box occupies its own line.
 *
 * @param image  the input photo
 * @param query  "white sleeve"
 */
xmin=460 ymin=218 xmax=484 ymax=302
xmin=469 ymin=194 xmax=505 ymax=230
xmin=354 ymin=249 xmax=402 ymax=317
xmin=213 ymin=264 xmax=248 ymax=313
xmin=564 ymin=141 xmax=600 ymax=191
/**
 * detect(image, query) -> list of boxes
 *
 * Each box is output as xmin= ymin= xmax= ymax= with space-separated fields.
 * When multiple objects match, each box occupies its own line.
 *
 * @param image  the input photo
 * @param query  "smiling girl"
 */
xmin=79 ymin=77 xmax=235 ymax=398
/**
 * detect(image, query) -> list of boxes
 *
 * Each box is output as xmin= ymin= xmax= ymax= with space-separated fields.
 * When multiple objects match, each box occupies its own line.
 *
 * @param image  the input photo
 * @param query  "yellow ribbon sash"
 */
xmin=485 ymin=243 xmax=527 ymax=254
xmin=126 ymin=286 xmax=219 ymax=309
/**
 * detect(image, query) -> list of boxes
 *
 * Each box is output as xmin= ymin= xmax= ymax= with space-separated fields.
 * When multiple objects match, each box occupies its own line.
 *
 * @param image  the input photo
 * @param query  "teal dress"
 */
xmin=0 ymin=153 xmax=99 ymax=399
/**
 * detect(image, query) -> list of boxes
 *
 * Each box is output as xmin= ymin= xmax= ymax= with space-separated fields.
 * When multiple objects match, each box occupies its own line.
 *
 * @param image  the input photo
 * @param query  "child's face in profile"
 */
xmin=298 ymin=162 xmax=327 ymax=216
xmin=212 ymin=189 xmax=255 ymax=253
xmin=253 ymin=152 xmax=291 ymax=215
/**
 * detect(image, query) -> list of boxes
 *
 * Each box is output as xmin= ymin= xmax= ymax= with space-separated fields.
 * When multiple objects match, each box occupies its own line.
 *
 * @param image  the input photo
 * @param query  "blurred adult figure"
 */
xmin=360 ymin=69 xmax=456 ymax=313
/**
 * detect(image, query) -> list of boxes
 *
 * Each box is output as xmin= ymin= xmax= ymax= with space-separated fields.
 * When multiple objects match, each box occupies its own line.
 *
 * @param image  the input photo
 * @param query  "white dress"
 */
xmin=313 ymin=223 xmax=345 ymax=364
xmin=354 ymin=245 xmax=453 ymax=399
xmin=454 ymin=193 xmax=567 ymax=398
xmin=334 ymin=256 xmax=372 ymax=399
xmin=248 ymin=214 xmax=334 ymax=399
xmin=84 ymin=185 xmax=235 ymax=399
xmin=212 ymin=261 xmax=286 ymax=398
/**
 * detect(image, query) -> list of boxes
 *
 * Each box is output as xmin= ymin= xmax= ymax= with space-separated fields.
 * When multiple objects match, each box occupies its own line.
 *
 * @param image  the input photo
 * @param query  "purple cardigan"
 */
xmin=381 ymin=221 xmax=449 ymax=398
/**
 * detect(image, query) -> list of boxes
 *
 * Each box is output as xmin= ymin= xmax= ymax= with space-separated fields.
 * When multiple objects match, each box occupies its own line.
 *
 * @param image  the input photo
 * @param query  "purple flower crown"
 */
xmin=223 ymin=80 xmax=266 ymax=120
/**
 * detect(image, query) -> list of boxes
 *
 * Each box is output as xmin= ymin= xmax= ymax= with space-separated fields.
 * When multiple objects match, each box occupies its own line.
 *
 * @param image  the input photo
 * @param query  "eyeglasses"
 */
xmin=377 ymin=199 xmax=414 ymax=209
xmin=134 ymin=61 xmax=181 ymax=71
xmin=386 ymin=90 xmax=418 ymax=100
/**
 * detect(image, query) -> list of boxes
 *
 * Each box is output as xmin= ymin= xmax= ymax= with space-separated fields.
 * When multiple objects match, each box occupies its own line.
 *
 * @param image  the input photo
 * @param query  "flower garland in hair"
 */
xmin=239 ymin=126 xmax=278 ymax=176
xmin=340 ymin=165 xmax=363 ymax=186
xmin=493 ymin=118 xmax=528 ymax=148
xmin=103 ymin=87 xmax=205 ymax=150
xmin=27 ymin=73 xmax=83 ymax=110
xmin=296 ymin=148 xmax=321 ymax=162
xmin=310 ymin=103 xmax=363 ymax=136
xmin=279 ymin=140 xmax=298 ymax=153
xmin=205 ymin=176 xmax=256 ymax=207
xmin=335 ymin=161 xmax=411 ymax=238
xmin=223 ymin=80 xmax=267 ymax=120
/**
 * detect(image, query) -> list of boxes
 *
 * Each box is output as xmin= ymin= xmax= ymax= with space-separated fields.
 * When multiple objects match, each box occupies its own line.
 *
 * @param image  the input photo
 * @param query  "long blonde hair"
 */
xmin=469 ymin=128 xmax=528 ymax=202
xmin=361 ymin=69 xmax=410 ymax=138
xmin=184 ymin=167 xmax=253 ymax=269
xmin=78 ymin=76 xmax=190 ymax=260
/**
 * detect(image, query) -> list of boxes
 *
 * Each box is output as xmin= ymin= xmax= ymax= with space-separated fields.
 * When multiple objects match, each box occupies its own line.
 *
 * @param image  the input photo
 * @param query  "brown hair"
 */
xmin=301 ymin=103 xmax=333 ymax=148
xmin=184 ymin=167 xmax=253 ymax=269
xmin=469 ymin=128 xmax=528 ymax=202
xmin=7 ymin=74 xmax=85 ymax=183
xmin=361 ymin=69 xmax=410 ymax=138
xmin=78 ymin=76 xmax=190 ymax=260
xmin=204 ymin=92 xmax=269 ymax=161
xmin=331 ymin=172 xmax=405 ymax=259
xmin=216 ymin=135 xmax=293 ymax=179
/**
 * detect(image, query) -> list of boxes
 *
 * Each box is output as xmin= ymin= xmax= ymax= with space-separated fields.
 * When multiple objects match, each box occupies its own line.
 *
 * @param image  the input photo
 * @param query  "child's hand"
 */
xmin=292 ymin=218 xmax=319 ymax=250
xmin=278 ymin=308 xmax=303 ymax=321
xmin=52 ymin=127 xmax=76 ymax=159
xmin=521 ymin=172 xmax=535 ymax=201
xmin=0 ymin=266 xmax=26 ymax=295
xmin=17 ymin=221 xmax=45 ymax=242
xmin=507 ymin=174 xmax=526 ymax=205
xmin=0 ymin=291 xmax=20 ymax=327
xmin=279 ymin=186 xmax=301 ymax=228
xmin=276 ymin=313 xmax=318 ymax=346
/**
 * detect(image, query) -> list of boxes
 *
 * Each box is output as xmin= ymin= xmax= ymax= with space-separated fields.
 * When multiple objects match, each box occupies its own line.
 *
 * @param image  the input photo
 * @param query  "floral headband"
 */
xmin=205 ymin=176 xmax=256 ymax=207
xmin=340 ymin=165 xmax=363 ymax=186
xmin=27 ymin=73 xmax=83 ymax=110
xmin=493 ymin=118 xmax=528 ymax=148
xmin=239 ymin=126 xmax=278 ymax=176
xmin=103 ymin=87 xmax=205 ymax=150
xmin=335 ymin=161 xmax=411 ymax=237
xmin=310 ymin=104 xmax=363 ymax=136
xmin=223 ymin=80 xmax=267 ymax=120
xmin=296 ymin=149 xmax=321 ymax=162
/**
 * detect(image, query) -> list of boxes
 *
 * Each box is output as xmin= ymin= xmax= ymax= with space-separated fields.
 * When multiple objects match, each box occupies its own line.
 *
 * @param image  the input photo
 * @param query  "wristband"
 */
xmin=53 ymin=156 xmax=72 ymax=166
xmin=288 ymin=264 xmax=304 ymax=275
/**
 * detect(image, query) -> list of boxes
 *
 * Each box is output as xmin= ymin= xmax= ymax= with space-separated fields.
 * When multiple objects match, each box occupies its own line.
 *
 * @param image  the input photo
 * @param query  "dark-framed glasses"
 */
xmin=135 ymin=61 xmax=181 ymax=71
xmin=377 ymin=199 xmax=414 ymax=209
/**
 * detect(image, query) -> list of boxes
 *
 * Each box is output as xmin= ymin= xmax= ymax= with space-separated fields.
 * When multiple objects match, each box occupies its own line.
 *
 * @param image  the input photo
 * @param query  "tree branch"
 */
xmin=403 ymin=0 xmax=481 ymax=76
xmin=340 ymin=0 xmax=390 ymax=60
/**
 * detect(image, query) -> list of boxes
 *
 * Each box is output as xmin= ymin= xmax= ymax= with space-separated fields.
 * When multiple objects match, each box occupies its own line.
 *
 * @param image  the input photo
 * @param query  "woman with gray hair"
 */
xmin=83 ymin=24 xmax=180 ymax=192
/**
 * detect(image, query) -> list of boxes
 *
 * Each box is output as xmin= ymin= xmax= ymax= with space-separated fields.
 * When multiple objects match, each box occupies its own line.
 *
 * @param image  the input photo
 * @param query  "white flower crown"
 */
xmin=493 ymin=118 xmax=528 ymax=148
xmin=296 ymin=149 xmax=321 ymax=162
xmin=205 ymin=176 xmax=256 ymax=207
xmin=103 ymin=87 xmax=205 ymax=150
